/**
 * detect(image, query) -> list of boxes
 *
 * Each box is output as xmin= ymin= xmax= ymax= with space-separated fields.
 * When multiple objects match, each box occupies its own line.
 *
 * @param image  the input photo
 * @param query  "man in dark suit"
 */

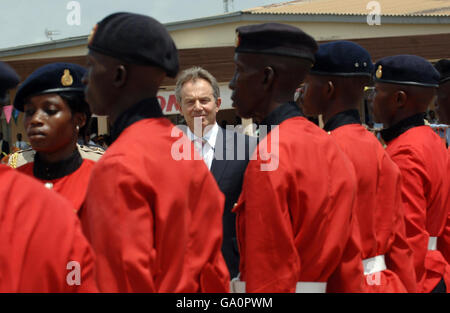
xmin=0 ymin=133 xmax=9 ymax=156
xmin=176 ymin=66 xmax=256 ymax=279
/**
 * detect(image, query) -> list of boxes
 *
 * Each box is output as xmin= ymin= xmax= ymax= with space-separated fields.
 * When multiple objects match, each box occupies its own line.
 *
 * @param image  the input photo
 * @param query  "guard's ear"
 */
xmin=73 ymin=112 xmax=87 ymax=129
xmin=325 ymin=80 xmax=335 ymax=100
xmin=395 ymin=90 xmax=407 ymax=108
xmin=113 ymin=65 xmax=127 ymax=87
xmin=263 ymin=66 xmax=275 ymax=90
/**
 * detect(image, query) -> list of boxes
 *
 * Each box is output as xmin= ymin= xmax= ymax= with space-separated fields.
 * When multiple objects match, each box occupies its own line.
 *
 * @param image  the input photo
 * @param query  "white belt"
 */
xmin=230 ymin=277 xmax=327 ymax=293
xmin=428 ymin=236 xmax=437 ymax=251
xmin=230 ymin=277 xmax=246 ymax=293
xmin=295 ymin=282 xmax=327 ymax=293
xmin=362 ymin=255 xmax=386 ymax=275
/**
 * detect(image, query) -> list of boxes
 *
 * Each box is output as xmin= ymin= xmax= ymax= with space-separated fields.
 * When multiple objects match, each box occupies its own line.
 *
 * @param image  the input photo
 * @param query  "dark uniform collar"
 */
xmin=324 ymin=109 xmax=361 ymax=132
xmin=111 ymin=97 xmax=164 ymax=142
xmin=380 ymin=113 xmax=426 ymax=143
xmin=260 ymin=102 xmax=302 ymax=132
xmin=34 ymin=148 xmax=83 ymax=180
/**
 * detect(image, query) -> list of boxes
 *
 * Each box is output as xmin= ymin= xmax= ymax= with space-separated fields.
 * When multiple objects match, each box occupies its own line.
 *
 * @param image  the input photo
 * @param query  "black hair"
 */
xmin=58 ymin=91 xmax=91 ymax=138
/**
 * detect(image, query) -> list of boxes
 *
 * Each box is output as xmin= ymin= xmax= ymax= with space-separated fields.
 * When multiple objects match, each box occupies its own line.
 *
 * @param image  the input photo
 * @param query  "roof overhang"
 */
xmin=1 ymin=11 xmax=450 ymax=58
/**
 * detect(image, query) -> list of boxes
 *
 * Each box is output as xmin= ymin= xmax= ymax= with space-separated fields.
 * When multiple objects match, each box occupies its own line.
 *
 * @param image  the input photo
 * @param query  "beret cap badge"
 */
xmin=88 ymin=24 xmax=98 ymax=45
xmin=235 ymin=32 xmax=240 ymax=48
xmin=61 ymin=69 xmax=74 ymax=86
xmin=376 ymin=65 xmax=383 ymax=79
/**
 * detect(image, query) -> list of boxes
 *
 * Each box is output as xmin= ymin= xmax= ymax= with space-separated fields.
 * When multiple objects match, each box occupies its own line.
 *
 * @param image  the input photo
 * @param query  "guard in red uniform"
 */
xmin=434 ymin=59 xmax=450 ymax=265
xmin=302 ymin=41 xmax=416 ymax=292
xmin=373 ymin=55 xmax=450 ymax=293
xmin=442 ymin=152 xmax=450 ymax=264
xmin=228 ymin=23 xmax=358 ymax=293
xmin=81 ymin=13 xmax=229 ymax=292
xmin=0 ymin=61 xmax=97 ymax=292
xmin=8 ymin=63 xmax=103 ymax=213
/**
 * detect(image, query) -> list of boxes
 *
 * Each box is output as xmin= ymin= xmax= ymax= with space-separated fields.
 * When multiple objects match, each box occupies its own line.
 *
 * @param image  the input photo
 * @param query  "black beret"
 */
xmin=235 ymin=23 xmax=318 ymax=63
xmin=0 ymin=61 xmax=20 ymax=95
xmin=373 ymin=55 xmax=439 ymax=88
xmin=88 ymin=12 xmax=179 ymax=78
xmin=310 ymin=41 xmax=373 ymax=77
xmin=434 ymin=59 xmax=450 ymax=84
xmin=14 ymin=62 xmax=86 ymax=112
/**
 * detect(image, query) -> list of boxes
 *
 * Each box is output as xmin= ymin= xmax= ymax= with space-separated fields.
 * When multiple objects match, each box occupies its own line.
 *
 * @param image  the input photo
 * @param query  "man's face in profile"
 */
xmin=229 ymin=53 xmax=265 ymax=119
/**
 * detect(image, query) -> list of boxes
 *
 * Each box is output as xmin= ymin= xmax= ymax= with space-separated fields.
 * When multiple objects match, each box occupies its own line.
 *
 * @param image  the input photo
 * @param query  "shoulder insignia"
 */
xmin=7 ymin=148 xmax=35 ymax=169
xmin=77 ymin=144 xmax=105 ymax=162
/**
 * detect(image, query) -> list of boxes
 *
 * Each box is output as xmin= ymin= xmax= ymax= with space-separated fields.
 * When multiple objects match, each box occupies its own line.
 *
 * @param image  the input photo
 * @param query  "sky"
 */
xmin=0 ymin=0 xmax=288 ymax=49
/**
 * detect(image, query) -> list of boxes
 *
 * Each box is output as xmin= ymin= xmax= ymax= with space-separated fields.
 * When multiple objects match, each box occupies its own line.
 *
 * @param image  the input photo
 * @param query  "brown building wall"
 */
xmin=6 ymin=33 xmax=450 ymax=88
xmin=2 ymin=32 xmax=450 ymax=142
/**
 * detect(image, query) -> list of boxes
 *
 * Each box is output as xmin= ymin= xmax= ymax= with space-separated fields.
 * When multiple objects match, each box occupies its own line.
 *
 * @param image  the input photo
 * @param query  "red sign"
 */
xmin=157 ymin=94 xmax=180 ymax=115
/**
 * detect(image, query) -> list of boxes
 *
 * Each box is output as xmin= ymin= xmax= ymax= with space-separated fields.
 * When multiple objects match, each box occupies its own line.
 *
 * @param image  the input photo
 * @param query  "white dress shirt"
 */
xmin=186 ymin=123 xmax=219 ymax=170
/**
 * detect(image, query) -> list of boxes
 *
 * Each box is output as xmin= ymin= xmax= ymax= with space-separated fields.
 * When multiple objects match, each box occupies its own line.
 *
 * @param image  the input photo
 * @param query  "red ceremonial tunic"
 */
xmin=383 ymin=115 xmax=450 ymax=293
xmin=80 ymin=98 xmax=229 ymax=293
xmin=325 ymin=110 xmax=416 ymax=292
xmin=438 ymin=149 xmax=450 ymax=265
xmin=0 ymin=164 xmax=97 ymax=292
xmin=17 ymin=154 xmax=96 ymax=213
xmin=233 ymin=102 xmax=358 ymax=293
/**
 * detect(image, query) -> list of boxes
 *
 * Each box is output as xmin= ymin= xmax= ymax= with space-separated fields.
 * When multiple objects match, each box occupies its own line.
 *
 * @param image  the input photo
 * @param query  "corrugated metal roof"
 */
xmin=244 ymin=0 xmax=450 ymax=17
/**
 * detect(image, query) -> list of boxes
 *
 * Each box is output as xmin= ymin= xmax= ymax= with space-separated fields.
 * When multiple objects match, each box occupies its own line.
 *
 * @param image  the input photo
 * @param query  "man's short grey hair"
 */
xmin=175 ymin=66 xmax=220 ymax=104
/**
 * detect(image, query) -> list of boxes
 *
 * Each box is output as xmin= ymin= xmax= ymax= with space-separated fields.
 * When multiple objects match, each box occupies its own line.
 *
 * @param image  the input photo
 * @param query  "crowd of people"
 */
xmin=0 ymin=12 xmax=448 ymax=293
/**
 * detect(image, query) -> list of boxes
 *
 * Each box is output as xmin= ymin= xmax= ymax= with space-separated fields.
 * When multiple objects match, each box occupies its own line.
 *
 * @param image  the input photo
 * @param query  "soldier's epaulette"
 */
xmin=77 ymin=144 xmax=104 ymax=162
xmin=7 ymin=148 xmax=35 ymax=169
xmin=7 ymin=145 xmax=104 ymax=168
